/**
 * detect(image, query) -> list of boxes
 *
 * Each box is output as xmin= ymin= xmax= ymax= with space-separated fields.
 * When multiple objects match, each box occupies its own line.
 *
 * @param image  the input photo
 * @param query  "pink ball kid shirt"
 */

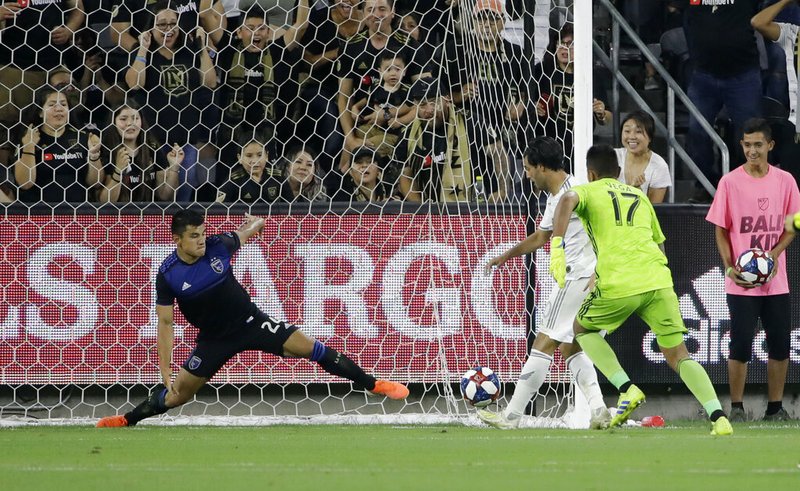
xmin=706 ymin=165 xmax=800 ymax=296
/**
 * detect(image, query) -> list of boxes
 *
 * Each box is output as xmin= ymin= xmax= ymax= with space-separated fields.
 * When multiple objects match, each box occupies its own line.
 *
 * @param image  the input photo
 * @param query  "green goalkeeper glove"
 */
xmin=549 ymin=236 xmax=566 ymax=288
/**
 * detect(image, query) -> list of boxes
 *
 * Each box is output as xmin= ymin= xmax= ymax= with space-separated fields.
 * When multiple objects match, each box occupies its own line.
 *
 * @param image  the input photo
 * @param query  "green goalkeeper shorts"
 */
xmin=576 ymin=287 xmax=688 ymax=341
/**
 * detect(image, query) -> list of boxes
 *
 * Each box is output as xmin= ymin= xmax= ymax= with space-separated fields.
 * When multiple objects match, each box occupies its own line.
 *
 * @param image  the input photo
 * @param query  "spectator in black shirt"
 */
xmin=333 ymin=147 xmax=391 ymax=203
xmin=337 ymin=0 xmax=430 ymax=168
xmin=281 ymin=146 xmax=329 ymax=203
xmin=216 ymin=139 xmax=289 ymax=204
xmin=0 ymin=0 xmax=85 ymax=164
xmin=99 ymin=104 xmax=181 ymax=202
xmin=397 ymin=77 xmax=472 ymax=203
xmin=296 ymin=0 xmax=363 ymax=178
xmin=533 ymin=23 xmax=610 ymax=173
xmin=216 ymin=2 xmax=309 ymax=173
xmin=349 ymin=52 xmax=414 ymax=164
xmin=467 ymin=0 xmax=523 ymax=201
xmin=14 ymin=86 xmax=103 ymax=203
xmin=685 ymin=0 xmax=762 ymax=203
xmin=125 ymin=3 xmax=217 ymax=202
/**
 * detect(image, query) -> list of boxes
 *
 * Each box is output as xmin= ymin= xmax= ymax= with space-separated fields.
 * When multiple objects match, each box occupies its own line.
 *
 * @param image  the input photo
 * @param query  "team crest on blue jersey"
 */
xmin=210 ymin=257 xmax=224 ymax=274
xmin=188 ymin=355 xmax=202 ymax=370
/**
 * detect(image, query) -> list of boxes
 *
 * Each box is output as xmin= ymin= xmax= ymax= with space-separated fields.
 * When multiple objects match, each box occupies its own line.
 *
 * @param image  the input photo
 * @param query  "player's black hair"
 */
xmin=620 ymin=110 xmax=655 ymax=142
xmin=586 ymin=144 xmax=620 ymax=178
xmin=171 ymin=209 xmax=205 ymax=236
xmin=742 ymin=117 xmax=772 ymax=141
xmin=523 ymin=136 xmax=564 ymax=172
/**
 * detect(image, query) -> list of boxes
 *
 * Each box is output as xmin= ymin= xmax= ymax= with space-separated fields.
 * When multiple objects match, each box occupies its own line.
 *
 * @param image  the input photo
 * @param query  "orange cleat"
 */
xmin=96 ymin=415 xmax=129 ymax=428
xmin=371 ymin=380 xmax=410 ymax=400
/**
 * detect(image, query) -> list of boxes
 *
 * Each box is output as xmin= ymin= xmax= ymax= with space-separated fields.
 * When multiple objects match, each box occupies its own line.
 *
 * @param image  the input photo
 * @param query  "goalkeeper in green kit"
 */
xmin=549 ymin=144 xmax=732 ymax=436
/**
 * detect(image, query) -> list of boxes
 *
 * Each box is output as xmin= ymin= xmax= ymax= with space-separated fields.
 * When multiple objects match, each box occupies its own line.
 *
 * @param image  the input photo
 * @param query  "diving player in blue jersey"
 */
xmin=97 ymin=209 xmax=408 ymax=427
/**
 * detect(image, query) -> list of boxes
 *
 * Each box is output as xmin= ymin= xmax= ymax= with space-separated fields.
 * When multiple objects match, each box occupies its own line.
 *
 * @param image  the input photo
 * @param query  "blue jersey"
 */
xmin=155 ymin=232 xmax=254 ymax=338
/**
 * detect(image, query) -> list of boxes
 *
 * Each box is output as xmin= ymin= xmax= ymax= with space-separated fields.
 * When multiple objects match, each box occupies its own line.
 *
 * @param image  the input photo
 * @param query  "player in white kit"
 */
xmin=478 ymin=137 xmax=609 ymax=429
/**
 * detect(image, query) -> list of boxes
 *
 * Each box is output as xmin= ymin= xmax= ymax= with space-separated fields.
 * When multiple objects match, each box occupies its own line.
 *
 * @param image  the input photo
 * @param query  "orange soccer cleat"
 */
xmin=371 ymin=380 xmax=410 ymax=400
xmin=96 ymin=415 xmax=129 ymax=428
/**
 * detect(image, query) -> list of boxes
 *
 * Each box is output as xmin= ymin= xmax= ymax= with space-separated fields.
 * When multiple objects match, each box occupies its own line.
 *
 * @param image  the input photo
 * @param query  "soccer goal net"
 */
xmin=0 ymin=0 xmax=589 ymax=428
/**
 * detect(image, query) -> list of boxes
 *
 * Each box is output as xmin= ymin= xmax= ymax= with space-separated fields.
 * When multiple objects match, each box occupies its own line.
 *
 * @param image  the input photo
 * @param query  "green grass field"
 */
xmin=1 ymin=422 xmax=798 ymax=491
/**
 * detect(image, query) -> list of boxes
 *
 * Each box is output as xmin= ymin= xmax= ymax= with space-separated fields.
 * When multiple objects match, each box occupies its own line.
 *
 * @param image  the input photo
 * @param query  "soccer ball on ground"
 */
xmin=460 ymin=366 xmax=501 ymax=408
xmin=734 ymin=248 xmax=774 ymax=285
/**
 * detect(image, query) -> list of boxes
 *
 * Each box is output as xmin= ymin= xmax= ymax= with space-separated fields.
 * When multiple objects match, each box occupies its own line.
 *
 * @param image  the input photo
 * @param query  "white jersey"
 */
xmin=539 ymin=175 xmax=596 ymax=280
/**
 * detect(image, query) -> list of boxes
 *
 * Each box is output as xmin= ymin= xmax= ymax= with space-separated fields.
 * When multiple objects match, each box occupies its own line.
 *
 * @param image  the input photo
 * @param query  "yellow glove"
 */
xmin=794 ymin=212 xmax=800 ymax=231
xmin=549 ymin=236 xmax=566 ymax=288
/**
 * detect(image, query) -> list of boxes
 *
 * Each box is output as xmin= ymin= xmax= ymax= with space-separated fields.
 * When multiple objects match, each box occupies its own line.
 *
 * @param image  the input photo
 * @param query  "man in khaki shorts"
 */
xmin=549 ymin=144 xmax=732 ymax=436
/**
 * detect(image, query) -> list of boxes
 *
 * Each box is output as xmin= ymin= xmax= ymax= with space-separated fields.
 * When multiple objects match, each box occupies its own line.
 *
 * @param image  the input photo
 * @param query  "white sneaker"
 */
xmin=477 ymin=409 xmax=518 ymax=429
xmin=590 ymin=407 xmax=612 ymax=430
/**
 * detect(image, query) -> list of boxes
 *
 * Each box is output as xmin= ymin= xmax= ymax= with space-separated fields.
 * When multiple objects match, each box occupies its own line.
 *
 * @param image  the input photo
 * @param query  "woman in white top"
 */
xmin=615 ymin=110 xmax=671 ymax=203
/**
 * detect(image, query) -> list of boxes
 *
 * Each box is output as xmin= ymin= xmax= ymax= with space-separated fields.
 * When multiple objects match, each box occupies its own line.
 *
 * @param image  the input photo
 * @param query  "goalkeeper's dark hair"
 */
xmin=586 ymin=144 xmax=620 ymax=179
xmin=742 ymin=117 xmax=772 ymax=141
xmin=523 ymin=136 xmax=564 ymax=172
xmin=171 ymin=209 xmax=205 ymax=236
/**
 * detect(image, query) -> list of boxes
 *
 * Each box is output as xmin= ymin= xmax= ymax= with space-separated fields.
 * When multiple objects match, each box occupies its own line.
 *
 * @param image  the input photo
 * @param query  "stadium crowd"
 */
xmin=0 ymin=0 xmax=614 ymax=206
xmin=1 ymin=0 xmax=799 ymax=206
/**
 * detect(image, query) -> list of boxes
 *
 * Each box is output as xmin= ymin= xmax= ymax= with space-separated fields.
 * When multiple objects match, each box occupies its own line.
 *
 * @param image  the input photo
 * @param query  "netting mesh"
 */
xmin=0 ymin=0 xmax=585 ymax=427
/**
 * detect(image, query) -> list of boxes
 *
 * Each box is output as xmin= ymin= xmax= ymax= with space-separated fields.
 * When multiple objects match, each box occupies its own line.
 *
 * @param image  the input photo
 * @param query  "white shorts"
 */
xmin=537 ymin=276 xmax=593 ymax=344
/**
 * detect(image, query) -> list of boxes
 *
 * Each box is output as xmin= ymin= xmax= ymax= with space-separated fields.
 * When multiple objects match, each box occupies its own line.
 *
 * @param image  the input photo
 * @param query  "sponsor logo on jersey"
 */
xmin=210 ymin=257 xmax=224 ymax=274
xmin=160 ymin=65 xmax=189 ymax=96
xmin=188 ymin=355 xmax=202 ymax=370
xmin=181 ymin=281 xmax=192 ymax=291
xmin=690 ymin=0 xmax=733 ymax=5
xmin=175 ymin=1 xmax=197 ymax=15
xmin=43 ymin=151 xmax=84 ymax=161
xmin=28 ymin=0 xmax=63 ymax=7
xmin=244 ymin=69 xmax=263 ymax=79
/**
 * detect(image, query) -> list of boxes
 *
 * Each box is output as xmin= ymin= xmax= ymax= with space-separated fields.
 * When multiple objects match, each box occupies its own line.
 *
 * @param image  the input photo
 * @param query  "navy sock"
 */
xmin=766 ymin=401 xmax=783 ymax=415
xmin=731 ymin=401 xmax=744 ymax=411
xmin=312 ymin=341 xmax=376 ymax=390
xmin=619 ymin=381 xmax=632 ymax=393
xmin=124 ymin=388 xmax=168 ymax=426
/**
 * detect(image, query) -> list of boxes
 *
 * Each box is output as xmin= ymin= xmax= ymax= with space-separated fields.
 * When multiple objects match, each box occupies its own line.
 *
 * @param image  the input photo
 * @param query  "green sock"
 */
xmin=678 ymin=359 xmax=722 ymax=416
xmin=575 ymin=332 xmax=629 ymax=390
